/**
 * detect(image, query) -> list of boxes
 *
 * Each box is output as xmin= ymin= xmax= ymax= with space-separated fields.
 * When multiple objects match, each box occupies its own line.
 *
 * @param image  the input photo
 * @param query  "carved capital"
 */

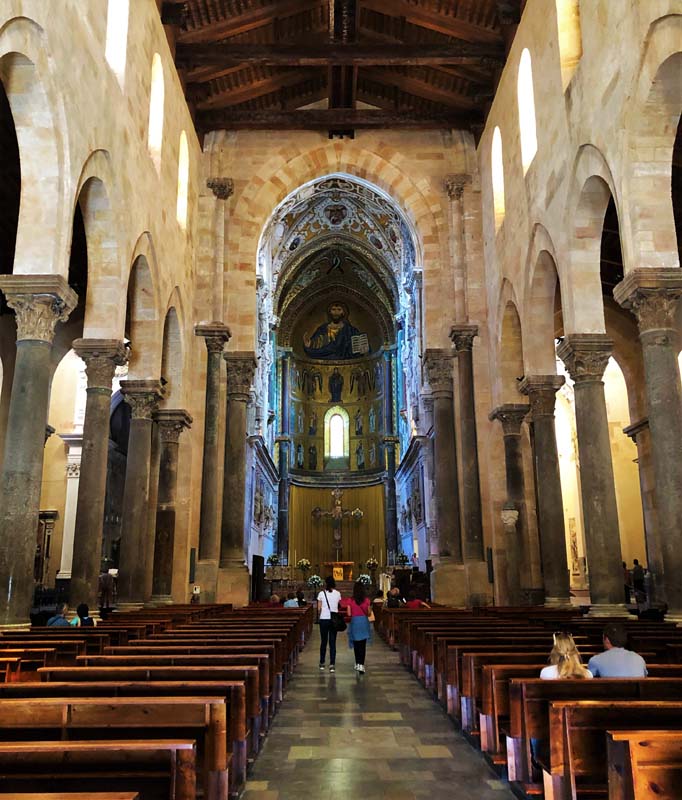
xmin=423 ymin=348 xmax=454 ymax=394
xmin=0 ymin=275 xmax=78 ymax=344
xmin=119 ymin=379 xmax=164 ymax=420
xmin=195 ymin=322 xmax=232 ymax=353
xmin=207 ymin=177 xmax=234 ymax=201
xmin=489 ymin=403 xmax=529 ymax=435
xmin=500 ymin=505 xmax=519 ymax=530
xmin=444 ymin=173 xmax=470 ymax=201
xmin=613 ymin=268 xmax=682 ymax=335
xmin=518 ymin=374 xmax=565 ymax=419
xmin=154 ymin=408 xmax=193 ymax=443
xmin=556 ymin=334 xmax=613 ymax=384
xmin=224 ymin=351 xmax=257 ymax=401
xmin=449 ymin=324 xmax=478 ymax=352
xmin=66 ymin=462 xmax=81 ymax=479
xmin=72 ymin=339 xmax=128 ymax=390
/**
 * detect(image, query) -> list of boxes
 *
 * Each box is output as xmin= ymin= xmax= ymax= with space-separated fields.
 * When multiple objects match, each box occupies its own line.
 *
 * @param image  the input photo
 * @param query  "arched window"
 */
xmin=324 ymin=406 xmax=349 ymax=465
xmin=491 ymin=126 xmax=505 ymax=230
xmin=147 ymin=53 xmax=164 ymax=172
xmin=555 ymin=0 xmax=582 ymax=90
xmin=329 ymin=414 xmax=344 ymax=457
xmin=517 ymin=49 xmax=538 ymax=173
xmin=105 ymin=0 xmax=129 ymax=89
xmin=176 ymin=130 xmax=189 ymax=229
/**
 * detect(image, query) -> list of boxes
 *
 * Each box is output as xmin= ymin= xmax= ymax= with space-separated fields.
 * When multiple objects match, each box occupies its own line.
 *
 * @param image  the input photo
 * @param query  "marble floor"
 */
xmin=242 ymin=627 xmax=515 ymax=800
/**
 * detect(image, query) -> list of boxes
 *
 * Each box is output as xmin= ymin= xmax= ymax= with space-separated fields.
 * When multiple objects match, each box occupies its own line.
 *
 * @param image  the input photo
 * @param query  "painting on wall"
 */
xmin=302 ymin=301 xmax=370 ymax=360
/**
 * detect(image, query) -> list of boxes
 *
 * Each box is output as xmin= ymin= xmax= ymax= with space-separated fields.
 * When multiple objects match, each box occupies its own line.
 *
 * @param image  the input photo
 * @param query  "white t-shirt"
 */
xmin=540 ymin=664 xmax=593 ymax=680
xmin=317 ymin=589 xmax=341 ymax=620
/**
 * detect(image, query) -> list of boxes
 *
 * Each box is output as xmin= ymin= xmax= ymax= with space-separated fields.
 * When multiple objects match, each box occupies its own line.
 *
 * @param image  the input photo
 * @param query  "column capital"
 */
xmin=195 ymin=322 xmax=232 ymax=353
xmin=488 ymin=403 xmax=529 ymax=434
xmin=0 ymin=274 xmax=77 ymax=343
xmin=622 ymin=416 xmax=649 ymax=443
xmin=119 ymin=379 xmax=164 ymax=420
xmin=444 ymin=173 xmax=470 ymax=200
xmin=72 ymin=338 xmax=128 ymax=390
xmin=518 ymin=374 xmax=565 ymax=418
xmin=556 ymin=334 xmax=613 ymax=384
xmin=206 ymin=177 xmax=234 ymax=200
xmin=153 ymin=408 xmax=193 ymax=443
xmin=423 ymin=348 xmax=454 ymax=395
xmin=224 ymin=351 xmax=257 ymax=401
xmin=500 ymin=505 xmax=519 ymax=529
xmin=613 ymin=268 xmax=682 ymax=334
xmin=449 ymin=324 xmax=479 ymax=352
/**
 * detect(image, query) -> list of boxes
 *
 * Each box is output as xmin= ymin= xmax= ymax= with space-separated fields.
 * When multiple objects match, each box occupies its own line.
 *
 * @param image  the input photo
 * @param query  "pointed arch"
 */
xmin=160 ymin=288 xmax=186 ymax=406
xmin=125 ymin=232 xmax=160 ymax=378
xmin=495 ymin=279 xmax=525 ymax=403
xmin=524 ymin=224 xmax=563 ymax=373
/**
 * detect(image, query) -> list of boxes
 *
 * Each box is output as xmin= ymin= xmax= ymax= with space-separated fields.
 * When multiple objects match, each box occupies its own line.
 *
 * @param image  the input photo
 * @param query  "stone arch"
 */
xmin=0 ymin=16 xmax=67 ymax=277
xmin=496 ymin=280 xmax=525 ymax=402
xmin=125 ymin=245 xmax=159 ymax=379
xmin=525 ymin=254 xmax=562 ymax=375
xmin=564 ymin=144 xmax=620 ymax=333
xmin=159 ymin=291 xmax=184 ymax=407
xmin=624 ymin=14 xmax=682 ymax=270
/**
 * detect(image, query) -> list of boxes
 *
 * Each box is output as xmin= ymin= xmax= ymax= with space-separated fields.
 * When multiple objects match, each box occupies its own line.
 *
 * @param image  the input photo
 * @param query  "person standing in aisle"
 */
xmin=344 ymin=580 xmax=374 ymax=673
xmin=317 ymin=576 xmax=342 ymax=672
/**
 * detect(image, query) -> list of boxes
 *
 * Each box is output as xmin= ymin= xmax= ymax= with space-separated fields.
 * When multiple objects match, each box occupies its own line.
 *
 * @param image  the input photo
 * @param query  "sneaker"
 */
xmin=329 ymin=665 xmax=335 ymax=673
xmin=354 ymin=664 xmax=360 ymax=671
xmin=358 ymin=664 xmax=365 ymax=673
xmin=319 ymin=664 xmax=325 ymax=671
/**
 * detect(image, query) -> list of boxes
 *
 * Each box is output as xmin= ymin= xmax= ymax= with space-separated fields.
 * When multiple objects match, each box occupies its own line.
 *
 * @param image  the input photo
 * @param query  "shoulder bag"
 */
xmin=324 ymin=590 xmax=347 ymax=632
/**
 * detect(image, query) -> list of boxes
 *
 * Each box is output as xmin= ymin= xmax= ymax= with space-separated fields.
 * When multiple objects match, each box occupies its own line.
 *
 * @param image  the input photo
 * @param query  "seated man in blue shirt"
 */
xmin=587 ymin=623 xmax=647 ymax=677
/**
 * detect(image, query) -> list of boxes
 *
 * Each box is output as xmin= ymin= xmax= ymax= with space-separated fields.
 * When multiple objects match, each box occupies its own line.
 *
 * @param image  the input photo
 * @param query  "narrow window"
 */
xmin=329 ymin=414 xmax=344 ymax=458
xmin=105 ymin=0 xmax=129 ymax=89
xmin=555 ymin=0 xmax=582 ymax=90
xmin=148 ymin=53 xmax=164 ymax=172
xmin=517 ymin=49 xmax=538 ymax=173
xmin=176 ymin=131 xmax=189 ymax=229
xmin=491 ymin=126 xmax=505 ymax=230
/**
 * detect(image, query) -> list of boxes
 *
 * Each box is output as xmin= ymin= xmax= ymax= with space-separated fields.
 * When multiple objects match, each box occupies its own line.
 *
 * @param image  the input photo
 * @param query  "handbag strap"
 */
xmin=323 ymin=590 xmax=332 ymax=611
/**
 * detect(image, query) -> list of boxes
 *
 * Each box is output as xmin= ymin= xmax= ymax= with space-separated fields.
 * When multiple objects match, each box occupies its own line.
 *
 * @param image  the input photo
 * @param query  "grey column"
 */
xmin=615 ymin=269 xmax=682 ymax=620
xmin=450 ymin=325 xmax=484 ymax=561
xmin=489 ymin=405 xmax=530 ymax=605
xmin=68 ymin=339 xmax=127 ymax=612
xmin=151 ymin=409 xmax=192 ymax=602
xmin=383 ymin=348 xmax=399 ymax=558
xmin=0 ymin=275 xmax=77 ymax=629
xmin=276 ymin=351 xmax=291 ymax=561
xmin=557 ymin=334 xmax=627 ymax=615
xmin=195 ymin=323 xmax=231 ymax=562
xmin=220 ymin=353 xmax=257 ymax=566
xmin=117 ymin=380 xmax=163 ymax=605
xmin=520 ymin=375 xmax=571 ymax=606
xmin=424 ymin=349 xmax=462 ymax=563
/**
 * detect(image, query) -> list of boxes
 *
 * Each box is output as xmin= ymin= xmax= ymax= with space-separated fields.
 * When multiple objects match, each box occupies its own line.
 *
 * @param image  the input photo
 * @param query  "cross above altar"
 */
xmin=311 ymin=488 xmax=364 ymax=561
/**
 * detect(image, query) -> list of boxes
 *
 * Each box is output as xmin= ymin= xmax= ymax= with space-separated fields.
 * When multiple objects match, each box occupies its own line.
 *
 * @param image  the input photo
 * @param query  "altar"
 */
xmin=323 ymin=561 xmax=354 ymax=581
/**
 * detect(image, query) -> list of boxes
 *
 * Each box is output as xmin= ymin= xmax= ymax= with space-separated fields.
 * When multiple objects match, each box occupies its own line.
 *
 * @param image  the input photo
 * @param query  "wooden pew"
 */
xmin=607 ymin=730 xmax=682 ymax=800
xmin=0 ymin=794 xmax=140 ymax=800
xmin=0 ymin=696 xmax=227 ymax=800
xmin=0 ymin=739 xmax=196 ymax=800
xmin=0 ymin=637 xmax=87 ymax=662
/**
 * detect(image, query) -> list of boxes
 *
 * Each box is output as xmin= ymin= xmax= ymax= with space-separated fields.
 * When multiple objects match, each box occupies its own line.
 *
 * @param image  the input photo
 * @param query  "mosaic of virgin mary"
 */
xmin=302 ymin=301 xmax=368 ymax=360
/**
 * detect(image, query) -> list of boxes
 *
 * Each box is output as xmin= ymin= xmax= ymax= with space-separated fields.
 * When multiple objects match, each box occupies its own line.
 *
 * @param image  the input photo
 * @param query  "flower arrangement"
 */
xmin=307 ymin=574 xmax=323 ymax=589
xmin=357 ymin=573 xmax=372 ymax=586
xmin=266 ymin=554 xmax=280 ymax=566
xmin=365 ymin=557 xmax=379 ymax=570
xmin=396 ymin=553 xmax=409 ymax=566
xmin=296 ymin=558 xmax=311 ymax=572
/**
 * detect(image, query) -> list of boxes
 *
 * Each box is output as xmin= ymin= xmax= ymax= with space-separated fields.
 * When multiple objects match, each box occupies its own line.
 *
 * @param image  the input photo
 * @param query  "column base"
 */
xmin=115 ymin=602 xmax=145 ymax=612
xmin=587 ymin=603 xmax=631 ymax=618
xmin=194 ymin=559 xmax=219 ymax=604
xmin=216 ymin=562 xmax=251 ymax=607
xmin=544 ymin=596 xmax=574 ymax=609
xmin=464 ymin=560 xmax=494 ymax=607
xmin=0 ymin=621 xmax=31 ymax=632
xmin=431 ymin=560 xmax=493 ymax=607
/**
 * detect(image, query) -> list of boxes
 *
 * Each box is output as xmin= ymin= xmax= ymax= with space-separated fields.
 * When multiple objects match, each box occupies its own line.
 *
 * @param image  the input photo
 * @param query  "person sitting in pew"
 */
xmin=385 ymin=587 xmax=404 ymax=608
xmin=404 ymin=591 xmax=430 ymax=609
xmin=296 ymin=590 xmax=307 ymax=607
xmin=283 ymin=593 xmax=299 ymax=608
xmin=540 ymin=632 xmax=592 ymax=680
xmin=587 ymin=623 xmax=647 ymax=677
xmin=69 ymin=603 xmax=96 ymax=627
xmin=46 ymin=603 xmax=70 ymax=627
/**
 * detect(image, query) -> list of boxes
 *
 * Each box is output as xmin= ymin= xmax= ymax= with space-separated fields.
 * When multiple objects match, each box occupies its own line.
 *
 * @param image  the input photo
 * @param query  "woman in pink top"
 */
xmin=341 ymin=581 xmax=374 ymax=673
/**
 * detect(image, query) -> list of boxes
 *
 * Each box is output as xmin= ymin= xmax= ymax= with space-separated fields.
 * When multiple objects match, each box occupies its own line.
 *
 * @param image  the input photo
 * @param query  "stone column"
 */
xmin=614 ymin=269 xmax=682 ymax=620
xmin=68 ymin=339 xmax=127 ymax=612
xmin=276 ymin=351 xmax=291 ymax=562
xmin=195 ymin=323 xmax=231 ymax=568
xmin=500 ymin=505 xmax=520 ymax=605
xmin=444 ymin=174 xmax=471 ymax=321
xmin=450 ymin=325 xmax=484 ymax=561
xmin=150 ymin=409 xmax=192 ymax=603
xmin=0 ymin=275 xmax=77 ymax=629
xmin=55 ymin=434 xmax=83 ymax=583
xmin=217 ymin=352 xmax=256 ymax=605
xmin=557 ymin=334 xmax=627 ymax=616
xmin=206 ymin=177 xmax=233 ymax=321
xmin=489 ymin=405 xmax=531 ymax=605
xmin=117 ymin=380 xmax=163 ymax=607
xmin=519 ymin=375 xmax=571 ymax=606
xmin=383 ymin=348 xmax=399 ymax=558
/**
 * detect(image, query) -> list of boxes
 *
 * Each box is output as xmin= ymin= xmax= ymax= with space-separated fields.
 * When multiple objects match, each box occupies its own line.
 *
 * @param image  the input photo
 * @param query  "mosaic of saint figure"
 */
xmin=308 ymin=444 xmax=317 ymax=470
xmin=309 ymin=411 xmax=317 ymax=436
xmin=328 ymin=367 xmax=344 ymax=402
xmin=356 ymin=442 xmax=365 ymax=470
xmin=303 ymin=302 xmax=365 ymax=360
xmin=354 ymin=409 xmax=363 ymax=436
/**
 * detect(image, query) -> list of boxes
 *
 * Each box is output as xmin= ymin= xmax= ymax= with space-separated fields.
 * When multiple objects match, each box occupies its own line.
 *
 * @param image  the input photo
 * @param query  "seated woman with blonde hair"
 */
xmin=540 ymin=632 xmax=593 ymax=680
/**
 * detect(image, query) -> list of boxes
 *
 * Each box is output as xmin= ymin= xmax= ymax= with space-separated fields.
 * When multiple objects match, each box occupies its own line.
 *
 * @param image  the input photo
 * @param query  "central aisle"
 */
xmin=243 ymin=625 xmax=515 ymax=800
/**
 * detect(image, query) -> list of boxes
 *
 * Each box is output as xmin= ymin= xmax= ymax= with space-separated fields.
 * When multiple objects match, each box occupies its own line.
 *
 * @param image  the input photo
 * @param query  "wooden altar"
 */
xmin=323 ymin=562 xmax=354 ymax=581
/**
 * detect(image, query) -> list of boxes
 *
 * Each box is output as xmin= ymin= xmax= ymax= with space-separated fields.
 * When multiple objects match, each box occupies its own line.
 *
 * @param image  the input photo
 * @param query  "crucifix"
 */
xmin=312 ymin=488 xmax=364 ymax=561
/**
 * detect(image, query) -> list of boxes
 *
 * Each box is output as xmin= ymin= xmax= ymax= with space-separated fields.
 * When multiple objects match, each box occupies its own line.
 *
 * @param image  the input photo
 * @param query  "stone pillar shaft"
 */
xmin=557 ymin=334 xmax=626 ymax=614
xmin=614 ymin=270 xmax=682 ymax=618
xmin=0 ymin=276 xmax=77 ymax=629
xmin=451 ymin=326 xmax=484 ymax=561
xmin=195 ymin=324 xmax=231 ymax=562
xmin=206 ymin=178 xmax=234 ymax=321
xmin=520 ymin=375 xmax=571 ymax=605
xmin=383 ymin=350 xmax=399 ymax=557
xmin=276 ymin=352 xmax=290 ymax=561
xmin=68 ymin=340 xmax=127 ymax=611
xmin=444 ymin=174 xmax=470 ymax=321
xmin=117 ymin=380 xmax=163 ymax=605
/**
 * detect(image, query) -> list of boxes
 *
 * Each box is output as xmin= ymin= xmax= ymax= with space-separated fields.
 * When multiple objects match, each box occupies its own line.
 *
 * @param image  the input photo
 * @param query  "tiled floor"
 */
xmin=242 ymin=628 xmax=515 ymax=800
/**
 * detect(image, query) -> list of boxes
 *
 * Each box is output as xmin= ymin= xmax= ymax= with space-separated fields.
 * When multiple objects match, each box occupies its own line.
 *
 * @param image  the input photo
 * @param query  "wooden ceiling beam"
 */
xmin=363 ymin=67 xmax=477 ymax=109
xmin=194 ymin=70 xmax=314 ymax=109
xmin=196 ymin=107 xmax=472 ymax=131
xmin=176 ymin=41 xmax=503 ymax=67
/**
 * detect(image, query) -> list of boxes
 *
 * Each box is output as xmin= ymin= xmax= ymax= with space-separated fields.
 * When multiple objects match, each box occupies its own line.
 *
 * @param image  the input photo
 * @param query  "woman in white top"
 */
xmin=540 ymin=632 xmax=593 ymax=680
xmin=317 ymin=576 xmax=342 ymax=672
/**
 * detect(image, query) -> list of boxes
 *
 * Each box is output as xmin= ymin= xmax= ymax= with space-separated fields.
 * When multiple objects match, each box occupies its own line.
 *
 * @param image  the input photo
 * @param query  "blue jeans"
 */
xmin=319 ymin=619 xmax=337 ymax=665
